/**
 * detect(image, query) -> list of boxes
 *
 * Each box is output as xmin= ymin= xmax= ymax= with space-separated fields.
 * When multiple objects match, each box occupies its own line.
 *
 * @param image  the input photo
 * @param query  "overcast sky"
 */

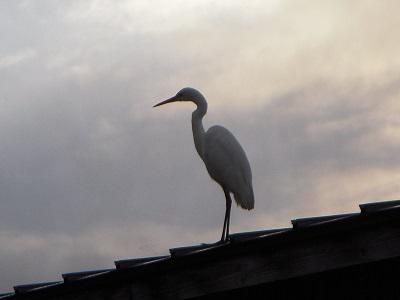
xmin=1 ymin=0 xmax=400 ymax=292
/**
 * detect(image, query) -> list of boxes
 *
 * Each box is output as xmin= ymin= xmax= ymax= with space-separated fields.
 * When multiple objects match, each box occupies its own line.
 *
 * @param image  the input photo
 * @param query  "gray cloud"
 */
xmin=1 ymin=0 xmax=400 ymax=292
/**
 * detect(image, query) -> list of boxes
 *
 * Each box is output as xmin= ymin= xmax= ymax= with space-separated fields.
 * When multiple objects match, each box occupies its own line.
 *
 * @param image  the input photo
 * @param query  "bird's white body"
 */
xmin=154 ymin=87 xmax=254 ymax=242
xmin=202 ymin=125 xmax=254 ymax=210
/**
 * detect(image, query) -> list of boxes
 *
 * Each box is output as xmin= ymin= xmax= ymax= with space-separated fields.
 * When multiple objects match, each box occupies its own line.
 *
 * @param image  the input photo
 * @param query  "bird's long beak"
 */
xmin=153 ymin=96 xmax=179 ymax=108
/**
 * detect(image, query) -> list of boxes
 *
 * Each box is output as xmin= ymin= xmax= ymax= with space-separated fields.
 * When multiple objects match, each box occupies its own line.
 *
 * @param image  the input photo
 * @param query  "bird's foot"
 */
xmin=216 ymin=236 xmax=231 ymax=245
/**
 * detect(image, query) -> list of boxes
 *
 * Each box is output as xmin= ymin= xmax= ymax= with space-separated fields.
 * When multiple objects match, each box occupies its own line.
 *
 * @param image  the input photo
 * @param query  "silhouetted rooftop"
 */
xmin=2 ymin=199 xmax=400 ymax=299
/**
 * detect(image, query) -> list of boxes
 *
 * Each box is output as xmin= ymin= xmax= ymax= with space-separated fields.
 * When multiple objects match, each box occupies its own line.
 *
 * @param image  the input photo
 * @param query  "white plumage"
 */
xmin=203 ymin=125 xmax=254 ymax=210
xmin=154 ymin=87 xmax=254 ymax=242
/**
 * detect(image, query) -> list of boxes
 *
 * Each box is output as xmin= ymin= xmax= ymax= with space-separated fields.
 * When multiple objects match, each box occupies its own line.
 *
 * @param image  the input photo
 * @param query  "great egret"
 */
xmin=154 ymin=87 xmax=254 ymax=242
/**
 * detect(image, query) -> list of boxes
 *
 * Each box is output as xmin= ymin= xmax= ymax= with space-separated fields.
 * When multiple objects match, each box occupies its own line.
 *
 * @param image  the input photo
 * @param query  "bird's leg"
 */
xmin=218 ymin=188 xmax=233 ymax=243
xmin=224 ymin=189 xmax=232 ymax=241
xmin=220 ymin=206 xmax=228 ymax=242
xmin=225 ymin=197 xmax=232 ymax=242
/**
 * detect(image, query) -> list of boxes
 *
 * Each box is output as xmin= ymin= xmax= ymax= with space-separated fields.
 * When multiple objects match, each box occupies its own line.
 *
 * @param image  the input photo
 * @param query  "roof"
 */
xmin=2 ymin=199 xmax=400 ymax=299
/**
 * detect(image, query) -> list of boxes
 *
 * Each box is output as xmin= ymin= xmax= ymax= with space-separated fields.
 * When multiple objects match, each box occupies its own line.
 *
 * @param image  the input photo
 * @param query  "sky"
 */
xmin=1 ymin=0 xmax=400 ymax=292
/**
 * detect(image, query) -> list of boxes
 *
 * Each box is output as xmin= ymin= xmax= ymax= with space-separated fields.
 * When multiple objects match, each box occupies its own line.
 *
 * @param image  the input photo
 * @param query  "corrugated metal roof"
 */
xmin=1 ymin=199 xmax=400 ymax=299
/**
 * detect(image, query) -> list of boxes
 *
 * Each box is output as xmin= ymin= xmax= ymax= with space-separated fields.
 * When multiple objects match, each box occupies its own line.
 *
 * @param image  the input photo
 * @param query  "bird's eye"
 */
xmin=177 ymin=93 xmax=183 ymax=97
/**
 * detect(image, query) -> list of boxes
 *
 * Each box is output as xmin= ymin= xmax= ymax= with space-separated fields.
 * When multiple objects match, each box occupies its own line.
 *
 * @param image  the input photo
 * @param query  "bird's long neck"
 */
xmin=191 ymin=98 xmax=208 ymax=159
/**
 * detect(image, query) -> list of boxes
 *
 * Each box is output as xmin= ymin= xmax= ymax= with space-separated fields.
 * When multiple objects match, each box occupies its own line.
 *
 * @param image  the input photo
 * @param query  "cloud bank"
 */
xmin=0 ymin=0 xmax=399 ymax=291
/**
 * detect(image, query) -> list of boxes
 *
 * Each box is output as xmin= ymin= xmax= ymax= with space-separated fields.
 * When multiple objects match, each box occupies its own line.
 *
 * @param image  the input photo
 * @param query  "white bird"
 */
xmin=154 ymin=87 xmax=254 ymax=242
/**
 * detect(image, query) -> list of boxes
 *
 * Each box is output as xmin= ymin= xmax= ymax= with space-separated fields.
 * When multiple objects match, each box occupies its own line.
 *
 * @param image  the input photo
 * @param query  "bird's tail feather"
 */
xmin=234 ymin=187 xmax=254 ymax=210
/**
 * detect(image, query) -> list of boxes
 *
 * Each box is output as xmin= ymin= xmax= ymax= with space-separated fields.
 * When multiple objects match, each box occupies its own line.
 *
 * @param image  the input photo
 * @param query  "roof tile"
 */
xmin=62 ymin=269 xmax=113 ymax=282
xmin=115 ymin=256 xmax=169 ymax=269
xmin=291 ymin=213 xmax=358 ymax=229
xmin=360 ymin=199 xmax=400 ymax=214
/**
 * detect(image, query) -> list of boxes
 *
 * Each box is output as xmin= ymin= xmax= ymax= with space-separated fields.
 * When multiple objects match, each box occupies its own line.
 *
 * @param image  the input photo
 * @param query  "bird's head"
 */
xmin=153 ymin=87 xmax=206 ymax=108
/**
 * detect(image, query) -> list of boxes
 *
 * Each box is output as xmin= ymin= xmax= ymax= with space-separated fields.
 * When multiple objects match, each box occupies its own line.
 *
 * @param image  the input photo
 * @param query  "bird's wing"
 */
xmin=202 ymin=125 xmax=254 ymax=209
